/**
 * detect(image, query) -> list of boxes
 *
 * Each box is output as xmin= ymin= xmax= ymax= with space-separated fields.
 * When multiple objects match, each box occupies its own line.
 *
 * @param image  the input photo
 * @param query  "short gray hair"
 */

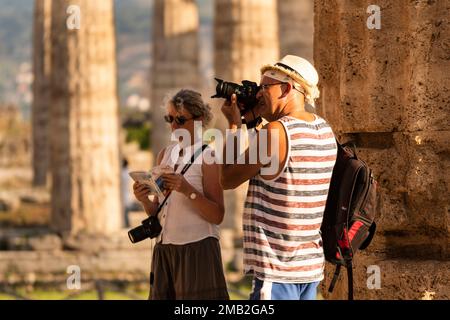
xmin=169 ymin=89 xmax=213 ymax=126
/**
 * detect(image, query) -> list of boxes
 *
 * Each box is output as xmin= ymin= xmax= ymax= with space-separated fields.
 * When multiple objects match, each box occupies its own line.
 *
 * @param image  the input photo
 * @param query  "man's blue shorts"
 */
xmin=249 ymin=277 xmax=320 ymax=300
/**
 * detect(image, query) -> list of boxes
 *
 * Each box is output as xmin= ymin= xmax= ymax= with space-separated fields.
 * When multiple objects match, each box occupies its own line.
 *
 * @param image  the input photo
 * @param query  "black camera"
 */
xmin=211 ymin=78 xmax=260 ymax=114
xmin=128 ymin=173 xmax=171 ymax=243
xmin=128 ymin=215 xmax=162 ymax=243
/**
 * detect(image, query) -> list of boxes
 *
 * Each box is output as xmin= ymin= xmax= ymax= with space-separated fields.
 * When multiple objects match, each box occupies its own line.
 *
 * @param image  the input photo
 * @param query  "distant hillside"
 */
xmin=0 ymin=0 xmax=33 ymax=106
xmin=0 ymin=0 xmax=213 ymax=117
xmin=114 ymin=0 xmax=153 ymax=106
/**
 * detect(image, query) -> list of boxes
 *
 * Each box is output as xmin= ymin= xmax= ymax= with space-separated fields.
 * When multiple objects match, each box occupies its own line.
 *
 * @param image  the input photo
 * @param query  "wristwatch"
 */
xmin=189 ymin=192 xmax=197 ymax=200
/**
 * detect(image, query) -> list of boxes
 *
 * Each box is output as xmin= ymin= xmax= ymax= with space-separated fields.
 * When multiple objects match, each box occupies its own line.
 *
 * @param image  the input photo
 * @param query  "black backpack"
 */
xmin=321 ymin=139 xmax=378 ymax=300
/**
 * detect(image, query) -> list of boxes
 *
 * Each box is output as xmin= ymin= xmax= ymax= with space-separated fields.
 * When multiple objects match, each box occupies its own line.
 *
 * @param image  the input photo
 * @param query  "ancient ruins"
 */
xmin=314 ymin=0 xmax=449 ymax=299
xmin=0 ymin=0 xmax=448 ymax=299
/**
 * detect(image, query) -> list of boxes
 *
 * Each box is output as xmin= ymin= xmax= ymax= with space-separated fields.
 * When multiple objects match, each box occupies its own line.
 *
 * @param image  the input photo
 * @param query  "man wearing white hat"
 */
xmin=220 ymin=55 xmax=338 ymax=300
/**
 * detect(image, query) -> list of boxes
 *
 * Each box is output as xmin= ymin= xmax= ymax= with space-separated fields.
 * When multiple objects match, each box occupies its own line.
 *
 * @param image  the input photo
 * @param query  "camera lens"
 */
xmin=211 ymin=78 xmax=260 ymax=115
xmin=128 ymin=224 xmax=148 ymax=243
xmin=128 ymin=216 xmax=163 ymax=244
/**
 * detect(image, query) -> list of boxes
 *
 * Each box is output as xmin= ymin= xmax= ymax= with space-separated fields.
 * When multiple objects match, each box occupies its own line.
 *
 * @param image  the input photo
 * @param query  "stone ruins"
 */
xmin=0 ymin=0 xmax=447 ymax=299
xmin=315 ymin=0 xmax=449 ymax=299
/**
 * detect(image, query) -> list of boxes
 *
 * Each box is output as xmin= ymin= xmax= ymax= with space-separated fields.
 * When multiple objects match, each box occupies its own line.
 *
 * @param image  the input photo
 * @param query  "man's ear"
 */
xmin=278 ymin=83 xmax=291 ymax=99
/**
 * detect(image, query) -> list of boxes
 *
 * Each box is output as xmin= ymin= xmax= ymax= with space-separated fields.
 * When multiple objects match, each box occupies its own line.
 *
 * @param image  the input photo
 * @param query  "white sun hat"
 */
xmin=260 ymin=55 xmax=320 ymax=107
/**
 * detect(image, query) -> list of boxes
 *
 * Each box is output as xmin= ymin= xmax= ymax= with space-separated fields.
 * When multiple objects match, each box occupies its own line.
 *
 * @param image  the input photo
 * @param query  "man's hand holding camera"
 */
xmin=221 ymin=94 xmax=242 ymax=129
xmin=221 ymin=93 xmax=264 ymax=130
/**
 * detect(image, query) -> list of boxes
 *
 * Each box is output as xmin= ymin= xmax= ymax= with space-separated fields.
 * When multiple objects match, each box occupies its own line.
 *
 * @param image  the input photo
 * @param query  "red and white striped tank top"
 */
xmin=243 ymin=114 xmax=337 ymax=283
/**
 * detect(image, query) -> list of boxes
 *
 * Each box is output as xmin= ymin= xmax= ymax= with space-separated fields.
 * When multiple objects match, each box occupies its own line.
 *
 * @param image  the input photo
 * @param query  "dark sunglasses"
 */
xmin=164 ymin=114 xmax=198 ymax=125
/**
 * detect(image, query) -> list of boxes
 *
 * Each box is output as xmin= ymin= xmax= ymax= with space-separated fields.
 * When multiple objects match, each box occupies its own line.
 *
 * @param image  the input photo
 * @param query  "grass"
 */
xmin=227 ymin=276 xmax=252 ymax=300
xmin=0 ymin=276 xmax=252 ymax=300
xmin=0 ymin=289 xmax=150 ymax=300
xmin=0 ymin=283 xmax=323 ymax=300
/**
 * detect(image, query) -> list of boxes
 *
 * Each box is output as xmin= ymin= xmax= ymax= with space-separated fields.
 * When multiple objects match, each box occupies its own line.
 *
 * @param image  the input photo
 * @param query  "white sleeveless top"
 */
xmin=156 ymin=142 xmax=220 ymax=245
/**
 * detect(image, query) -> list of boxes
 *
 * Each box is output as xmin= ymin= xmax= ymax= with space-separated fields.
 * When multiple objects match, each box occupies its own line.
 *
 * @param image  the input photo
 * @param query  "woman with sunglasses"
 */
xmin=133 ymin=89 xmax=229 ymax=300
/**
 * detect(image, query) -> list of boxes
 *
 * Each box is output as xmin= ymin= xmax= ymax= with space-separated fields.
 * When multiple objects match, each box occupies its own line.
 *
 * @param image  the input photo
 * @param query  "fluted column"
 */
xmin=32 ymin=0 xmax=52 ymax=186
xmin=151 ymin=0 xmax=200 ymax=162
xmin=214 ymin=0 xmax=280 ymax=265
xmin=50 ymin=0 xmax=122 ymax=235
xmin=315 ymin=0 xmax=450 ymax=299
xmin=277 ymin=0 xmax=313 ymax=61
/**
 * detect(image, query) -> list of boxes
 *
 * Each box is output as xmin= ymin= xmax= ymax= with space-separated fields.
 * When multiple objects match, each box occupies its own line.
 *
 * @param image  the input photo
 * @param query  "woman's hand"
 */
xmin=160 ymin=173 xmax=192 ymax=196
xmin=133 ymin=181 xmax=151 ymax=204
xmin=221 ymin=94 xmax=242 ymax=128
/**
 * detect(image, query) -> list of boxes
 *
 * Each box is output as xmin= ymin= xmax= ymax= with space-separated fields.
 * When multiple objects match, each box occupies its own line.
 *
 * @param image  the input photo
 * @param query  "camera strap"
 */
xmin=242 ymin=115 xmax=263 ymax=130
xmin=153 ymin=143 xmax=208 ymax=218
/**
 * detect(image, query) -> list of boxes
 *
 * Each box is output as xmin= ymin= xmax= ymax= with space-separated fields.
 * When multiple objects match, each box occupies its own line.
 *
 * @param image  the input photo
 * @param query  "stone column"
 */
xmin=151 ymin=0 xmax=200 ymax=163
xmin=277 ymin=0 xmax=314 ymax=61
xmin=32 ymin=0 xmax=52 ymax=187
xmin=50 ymin=0 xmax=122 ymax=235
xmin=214 ymin=0 xmax=280 ymax=269
xmin=214 ymin=0 xmax=279 ymax=85
xmin=314 ymin=0 xmax=450 ymax=299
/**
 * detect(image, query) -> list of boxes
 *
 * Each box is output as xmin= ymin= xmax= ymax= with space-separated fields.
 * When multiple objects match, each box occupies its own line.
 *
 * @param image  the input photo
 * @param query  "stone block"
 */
xmin=0 ymin=191 xmax=20 ymax=212
xmin=321 ymin=252 xmax=450 ymax=300
xmin=19 ymin=188 xmax=50 ymax=205
xmin=315 ymin=0 xmax=450 ymax=133
xmin=28 ymin=234 xmax=62 ymax=251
